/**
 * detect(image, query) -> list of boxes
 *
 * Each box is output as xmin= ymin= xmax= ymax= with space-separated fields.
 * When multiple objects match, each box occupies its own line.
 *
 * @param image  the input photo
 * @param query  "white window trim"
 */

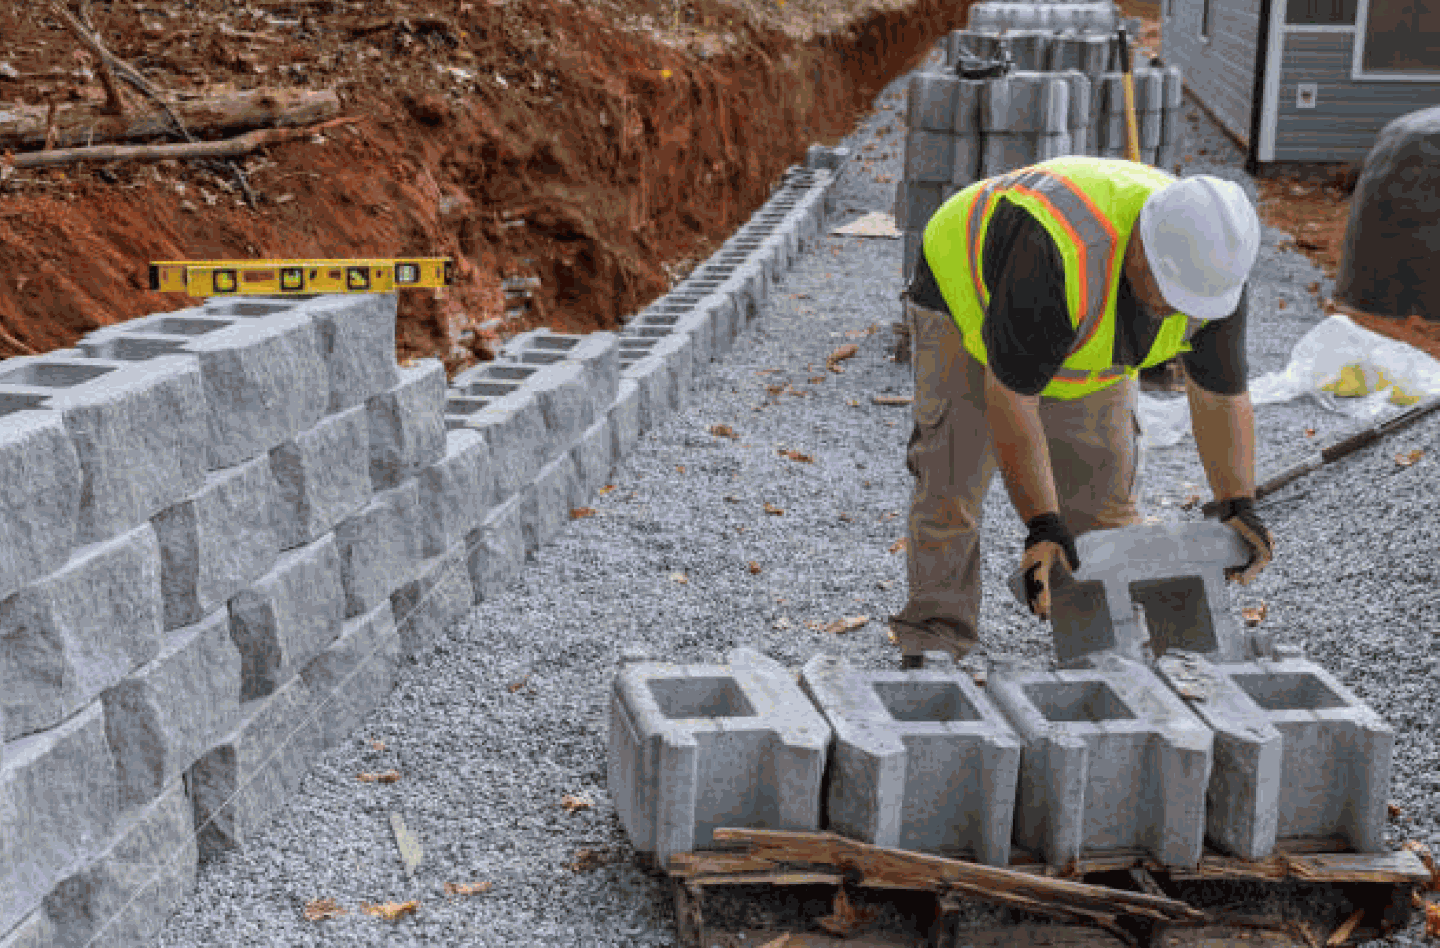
xmin=1259 ymin=0 xmax=1287 ymax=160
xmin=1352 ymin=0 xmax=1440 ymax=81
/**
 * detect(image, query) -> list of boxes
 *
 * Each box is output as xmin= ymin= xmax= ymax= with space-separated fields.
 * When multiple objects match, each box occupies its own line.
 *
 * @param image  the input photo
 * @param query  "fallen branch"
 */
xmin=47 ymin=0 xmax=128 ymax=115
xmin=346 ymin=15 xmax=460 ymax=39
xmin=8 ymin=116 xmax=360 ymax=169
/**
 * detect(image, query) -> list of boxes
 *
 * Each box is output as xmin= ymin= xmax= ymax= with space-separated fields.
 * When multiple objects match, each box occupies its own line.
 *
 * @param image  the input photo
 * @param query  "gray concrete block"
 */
xmin=0 ymin=910 xmax=54 ymax=948
xmin=908 ymin=73 xmax=960 ymax=133
xmin=1003 ymin=31 xmax=1050 ymax=72
xmin=527 ymin=360 xmax=595 ymax=458
xmin=366 ymin=361 xmax=447 ymax=491
xmin=75 ymin=309 xmax=233 ymax=362
xmin=187 ymin=310 xmax=329 ymax=469
xmin=1036 ymin=132 xmax=1076 ymax=161
xmin=42 ymin=776 xmax=196 ymax=948
xmin=185 ymin=675 xmax=321 ymax=860
xmin=332 ymin=481 xmax=421 ymax=620
xmin=800 ymin=654 xmax=1021 ymax=865
xmin=982 ymin=133 xmax=1038 ymax=177
xmin=896 ymin=181 xmax=946 ymax=231
xmin=1159 ymin=101 xmax=1187 ymax=146
xmin=299 ymin=294 xmax=400 ymax=413
xmin=609 ymin=648 xmax=831 ymax=865
xmin=903 ymin=229 xmax=925 ymax=282
xmin=987 ymin=654 xmax=1213 ymax=868
xmin=154 ymin=455 xmax=279 ymax=631
xmin=418 ymin=429 xmax=492 ymax=558
xmin=1010 ymin=522 xmax=1255 ymax=669
xmin=623 ymin=353 xmax=679 ymax=438
xmin=507 ymin=330 xmax=621 ymax=419
xmin=608 ymin=377 xmax=642 ymax=464
xmin=952 ymin=133 xmax=983 ymax=187
xmin=521 ymin=454 xmax=581 ymax=554
xmin=0 ymin=703 xmax=120 ymax=934
xmin=983 ymin=72 xmax=1069 ymax=134
xmin=1132 ymin=67 xmax=1166 ymax=113
xmin=269 ymin=403 xmax=372 ymax=551
xmin=101 ymin=609 xmax=242 ymax=812
xmin=1139 ymin=110 xmax=1164 ymax=150
xmin=1058 ymin=70 xmax=1093 ymax=131
xmin=1156 ymin=652 xmax=1393 ymax=857
xmin=0 ymin=410 xmax=81 ymax=602
xmin=465 ymin=492 xmax=526 ymax=602
xmin=391 ymin=546 xmax=473 ymax=656
xmin=570 ymin=418 xmax=615 ymax=501
xmin=904 ymin=130 xmax=956 ymax=184
xmin=0 ymin=355 xmax=208 ymax=546
xmin=1156 ymin=138 xmax=1180 ymax=172
xmin=0 ymin=524 xmax=163 ymax=741
xmin=456 ymin=390 xmax=548 ymax=504
xmin=227 ymin=533 xmax=345 ymax=702
xmin=300 ymin=602 xmax=400 ymax=751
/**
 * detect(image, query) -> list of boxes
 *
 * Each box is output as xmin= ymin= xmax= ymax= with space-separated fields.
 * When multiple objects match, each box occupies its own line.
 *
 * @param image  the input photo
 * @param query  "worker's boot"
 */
xmin=889 ymin=616 xmax=975 ymax=671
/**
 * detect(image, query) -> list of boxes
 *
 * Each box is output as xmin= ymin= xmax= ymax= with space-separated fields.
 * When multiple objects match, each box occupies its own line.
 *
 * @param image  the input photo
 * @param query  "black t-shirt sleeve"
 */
xmin=980 ymin=201 xmax=1076 ymax=396
xmin=1180 ymin=285 xmax=1250 ymax=395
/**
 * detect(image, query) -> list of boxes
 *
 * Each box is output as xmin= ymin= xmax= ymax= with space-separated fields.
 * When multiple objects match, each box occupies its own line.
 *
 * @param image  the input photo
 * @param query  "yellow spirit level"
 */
xmin=148 ymin=258 xmax=454 ymax=296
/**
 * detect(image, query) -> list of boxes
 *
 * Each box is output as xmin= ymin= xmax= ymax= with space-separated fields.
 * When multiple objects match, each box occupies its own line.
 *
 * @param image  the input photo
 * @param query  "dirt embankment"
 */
xmin=0 ymin=0 xmax=972 ymax=372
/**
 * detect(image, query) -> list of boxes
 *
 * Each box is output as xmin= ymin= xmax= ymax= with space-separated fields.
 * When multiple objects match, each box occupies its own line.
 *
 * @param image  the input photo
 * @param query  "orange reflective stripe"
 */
xmin=965 ymin=178 xmax=1008 ymax=307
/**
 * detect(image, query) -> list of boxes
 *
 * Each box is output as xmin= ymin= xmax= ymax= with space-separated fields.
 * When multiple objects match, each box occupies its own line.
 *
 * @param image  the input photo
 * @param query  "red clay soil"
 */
xmin=0 ymin=0 xmax=974 ymax=373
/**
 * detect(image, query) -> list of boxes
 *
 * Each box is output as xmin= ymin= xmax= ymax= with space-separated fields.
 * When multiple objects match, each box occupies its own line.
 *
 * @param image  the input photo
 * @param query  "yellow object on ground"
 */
xmin=1321 ymin=363 xmax=1423 ymax=405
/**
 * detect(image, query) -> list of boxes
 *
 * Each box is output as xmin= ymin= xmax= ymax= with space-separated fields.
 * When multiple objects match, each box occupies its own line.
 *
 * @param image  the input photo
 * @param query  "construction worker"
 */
xmin=890 ymin=155 xmax=1275 ymax=669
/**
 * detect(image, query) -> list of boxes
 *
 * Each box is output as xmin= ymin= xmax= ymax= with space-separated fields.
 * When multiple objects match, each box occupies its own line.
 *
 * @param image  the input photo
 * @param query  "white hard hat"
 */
xmin=1137 ymin=175 xmax=1261 ymax=320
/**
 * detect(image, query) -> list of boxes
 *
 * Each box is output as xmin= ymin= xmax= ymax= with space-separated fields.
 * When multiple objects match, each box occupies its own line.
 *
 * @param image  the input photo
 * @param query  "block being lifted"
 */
xmin=608 ymin=648 xmax=831 ymax=867
xmin=799 ymin=653 xmax=1021 ymax=866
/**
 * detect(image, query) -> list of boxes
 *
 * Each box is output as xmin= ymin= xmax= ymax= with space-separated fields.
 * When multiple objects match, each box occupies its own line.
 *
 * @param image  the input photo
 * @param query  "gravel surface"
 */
xmin=146 ymin=43 xmax=1439 ymax=948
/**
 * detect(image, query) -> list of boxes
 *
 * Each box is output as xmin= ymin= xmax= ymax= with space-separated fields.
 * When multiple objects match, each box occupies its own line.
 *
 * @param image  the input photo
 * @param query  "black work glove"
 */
xmin=1020 ymin=513 xmax=1080 ymax=620
xmin=1216 ymin=496 xmax=1273 ymax=585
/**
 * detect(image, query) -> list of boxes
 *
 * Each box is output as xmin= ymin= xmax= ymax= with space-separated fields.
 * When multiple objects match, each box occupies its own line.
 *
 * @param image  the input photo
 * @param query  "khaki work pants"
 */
xmin=891 ymin=301 xmax=1146 ymax=659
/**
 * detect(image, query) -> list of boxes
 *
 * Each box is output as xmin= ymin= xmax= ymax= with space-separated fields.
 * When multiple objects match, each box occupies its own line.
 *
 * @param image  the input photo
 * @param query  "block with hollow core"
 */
xmin=454 ymin=388 xmax=548 ymax=504
xmin=609 ymin=648 xmax=831 ymax=865
xmin=185 ymin=675 xmax=322 ymax=861
xmin=418 ymin=429 xmax=492 ymax=558
xmin=1155 ymin=651 xmax=1393 ymax=858
xmin=0 ymin=702 xmax=120 ymax=934
xmin=0 ymin=410 xmax=81 ymax=602
xmin=896 ymin=181 xmax=946 ymax=231
xmin=41 ymin=775 xmax=196 ymax=948
xmin=493 ymin=359 xmax=592 ymax=465
xmin=299 ymin=602 xmax=400 ymax=751
xmin=0 ymin=523 xmax=163 ymax=742
xmin=465 ymin=491 xmax=526 ymax=603
xmin=799 ymin=654 xmax=1021 ymax=865
xmin=153 ymin=454 xmax=280 ymax=631
xmin=987 ymin=654 xmax=1213 ymax=869
xmin=101 ymin=609 xmax=242 ymax=812
xmin=0 ymin=355 xmax=207 ymax=546
xmin=1010 ymin=522 xmax=1255 ymax=669
xmin=391 ymin=546 xmax=473 ymax=657
xmin=623 ymin=351 xmax=681 ymax=438
xmin=1057 ymin=70 xmax=1093 ymax=132
xmin=332 ymin=481 xmax=422 ymax=619
xmin=983 ymin=73 xmax=1069 ymax=135
xmin=908 ymin=73 xmax=960 ymax=132
xmin=296 ymin=293 xmax=399 ymax=413
xmin=226 ymin=533 xmax=346 ymax=702
xmin=365 ymin=361 xmax=447 ymax=491
xmin=904 ymin=130 xmax=956 ymax=184
xmin=503 ymin=330 xmax=621 ymax=419
xmin=981 ymin=133 xmax=1038 ymax=177
xmin=269 ymin=403 xmax=373 ymax=552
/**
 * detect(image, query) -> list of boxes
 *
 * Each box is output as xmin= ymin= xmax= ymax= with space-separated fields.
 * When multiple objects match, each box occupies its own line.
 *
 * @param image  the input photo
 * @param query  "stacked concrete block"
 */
xmin=980 ymin=71 xmax=1071 ymax=177
xmin=465 ymin=492 xmax=527 ymax=603
xmin=332 ymin=482 xmax=421 ymax=621
xmin=365 ymin=360 xmax=446 ymax=490
xmin=447 ymin=378 xmax=549 ymax=502
xmin=391 ymin=546 xmax=473 ymax=656
xmin=1155 ymin=651 xmax=1393 ymax=859
xmin=965 ymin=3 xmax=1119 ymax=35
xmin=1004 ymin=30 xmax=1052 ymax=72
xmin=298 ymin=294 xmax=400 ymax=413
xmin=1045 ymin=32 xmax=1112 ymax=76
xmin=1008 ymin=521 xmax=1256 ymax=669
xmin=987 ymin=653 xmax=1214 ymax=868
xmin=1058 ymin=69 xmax=1094 ymax=157
xmin=949 ymin=29 xmax=1003 ymax=65
xmin=298 ymin=603 xmax=401 ymax=751
xmin=1131 ymin=66 xmax=1166 ymax=167
xmin=898 ymin=71 xmax=983 ymax=279
xmin=570 ymin=417 xmax=616 ymax=500
xmin=417 ymin=429 xmax=493 ymax=558
xmin=1156 ymin=65 xmax=1186 ymax=170
xmin=800 ymin=654 xmax=1021 ymax=866
xmin=521 ymin=453 xmax=582 ymax=554
xmin=268 ymin=403 xmax=373 ymax=551
xmin=609 ymin=648 xmax=832 ymax=866
xmin=0 ymin=410 xmax=81 ymax=602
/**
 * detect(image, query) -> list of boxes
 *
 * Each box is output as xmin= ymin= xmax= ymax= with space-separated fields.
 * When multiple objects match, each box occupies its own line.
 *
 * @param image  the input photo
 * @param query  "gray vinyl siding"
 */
xmin=1161 ymin=0 xmax=1261 ymax=147
xmin=1272 ymin=30 xmax=1440 ymax=162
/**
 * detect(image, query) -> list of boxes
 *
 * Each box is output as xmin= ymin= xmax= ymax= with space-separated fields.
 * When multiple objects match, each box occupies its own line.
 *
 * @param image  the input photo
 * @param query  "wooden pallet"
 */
xmin=664 ymin=830 xmax=1434 ymax=948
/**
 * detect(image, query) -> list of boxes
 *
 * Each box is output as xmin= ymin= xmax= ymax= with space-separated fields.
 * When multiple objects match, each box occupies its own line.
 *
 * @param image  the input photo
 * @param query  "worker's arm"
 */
xmin=1185 ymin=371 xmax=1256 ymax=502
xmin=985 ymin=365 xmax=1061 ymax=522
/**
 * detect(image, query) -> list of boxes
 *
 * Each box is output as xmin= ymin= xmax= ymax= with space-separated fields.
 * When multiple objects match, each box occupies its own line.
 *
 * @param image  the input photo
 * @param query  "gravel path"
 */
xmin=149 ymin=43 xmax=1439 ymax=948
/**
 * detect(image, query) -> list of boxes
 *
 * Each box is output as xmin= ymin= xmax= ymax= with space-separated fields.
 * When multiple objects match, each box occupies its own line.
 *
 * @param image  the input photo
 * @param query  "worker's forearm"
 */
xmin=1187 ymin=377 xmax=1257 ymax=501
xmin=985 ymin=369 xmax=1061 ymax=523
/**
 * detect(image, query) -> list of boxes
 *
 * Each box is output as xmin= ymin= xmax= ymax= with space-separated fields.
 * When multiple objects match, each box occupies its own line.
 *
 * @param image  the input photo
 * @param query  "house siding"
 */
xmin=1161 ymin=0 xmax=1262 ymax=148
xmin=1272 ymin=30 xmax=1440 ymax=162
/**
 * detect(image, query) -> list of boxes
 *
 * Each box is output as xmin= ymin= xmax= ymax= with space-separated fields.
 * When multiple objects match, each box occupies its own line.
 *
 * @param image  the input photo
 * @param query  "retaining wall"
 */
xmin=0 ymin=156 xmax=847 ymax=948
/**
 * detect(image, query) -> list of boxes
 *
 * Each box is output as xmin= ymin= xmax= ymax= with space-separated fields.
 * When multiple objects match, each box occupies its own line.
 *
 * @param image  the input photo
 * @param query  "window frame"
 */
xmin=1351 ymin=0 xmax=1440 ymax=80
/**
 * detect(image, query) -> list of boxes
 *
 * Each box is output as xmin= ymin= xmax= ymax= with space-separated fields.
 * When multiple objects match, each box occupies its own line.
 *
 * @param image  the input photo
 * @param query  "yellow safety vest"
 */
xmin=922 ymin=156 xmax=1194 ymax=400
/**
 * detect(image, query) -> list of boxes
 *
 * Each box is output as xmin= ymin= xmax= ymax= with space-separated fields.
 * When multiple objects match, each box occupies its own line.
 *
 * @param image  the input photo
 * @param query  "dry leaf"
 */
xmin=361 ymin=900 xmax=419 ymax=921
xmin=443 ymin=880 xmax=493 ymax=896
xmin=872 ymin=394 xmax=912 ymax=406
xmin=598 ymin=485 xmax=616 ymax=495
xmin=1403 ymin=840 xmax=1438 ymax=889
xmin=723 ymin=495 xmax=740 ymax=503
xmin=567 ymin=847 xmax=612 ymax=872
xmin=670 ymin=572 xmax=689 ymax=584
xmin=1241 ymin=602 xmax=1268 ymax=627
xmin=889 ymin=538 xmax=907 ymax=554
xmin=1326 ymin=908 xmax=1364 ymax=946
xmin=560 ymin=794 xmax=594 ymax=813
xmin=1180 ymin=494 xmax=1202 ymax=510
xmin=570 ymin=507 xmax=596 ymax=519
xmin=773 ymin=617 xmax=793 ymax=630
xmin=764 ymin=502 xmax=784 ymax=516
xmin=748 ymin=561 xmax=762 ymax=574
xmin=766 ymin=383 xmax=786 ymax=396
xmin=803 ymin=619 xmax=824 ymax=632
xmin=506 ymin=675 xmax=530 ymax=693
xmin=780 ymin=449 xmax=813 ymax=463
xmin=304 ymin=897 xmax=346 ymax=921
xmin=1388 ymin=802 xmax=1403 ymax=819
xmin=1396 ymin=449 xmax=1424 ymax=468
xmin=838 ymin=512 xmax=853 ymax=522
xmin=828 ymin=343 xmax=859 ymax=363
xmin=880 ymin=511 xmax=897 ymax=522
xmin=1304 ymin=427 xmax=1317 ymax=438
xmin=370 ymin=740 xmax=386 ymax=751
xmin=675 ymin=465 xmax=686 ymax=473
xmin=825 ymin=615 xmax=869 ymax=635
xmin=877 ymin=579 xmax=894 ymax=590
xmin=816 ymin=888 xmax=880 ymax=937
xmin=709 ymin=424 xmax=738 ymax=439
xmin=759 ymin=935 xmax=793 ymax=948
xmin=1427 ymin=902 xmax=1440 ymax=938
xmin=1278 ymin=298 xmax=1287 ymax=310
xmin=357 ymin=769 xmax=401 ymax=783
xmin=808 ymin=376 xmax=825 ymax=384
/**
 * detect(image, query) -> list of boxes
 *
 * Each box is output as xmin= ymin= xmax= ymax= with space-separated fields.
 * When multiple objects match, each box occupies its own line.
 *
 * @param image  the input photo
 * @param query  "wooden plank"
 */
xmin=690 ymin=871 xmax=845 ymax=888
xmin=1275 ymin=837 xmax=1351 ymax=855
xmin=1287 ymin=851 xmax=1432 ymax=885
xmin=670 ymin=853 xmax=781 ymax=876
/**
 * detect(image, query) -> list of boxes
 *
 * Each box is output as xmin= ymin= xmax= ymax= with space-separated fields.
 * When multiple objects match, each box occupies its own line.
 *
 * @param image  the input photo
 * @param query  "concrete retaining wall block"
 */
xmin=0 ymin=523 xmax=163 ymax=742
xmin=800 ymin=655 xmax=1021 ymax=865
xmin=332 ymin=481 xmax=421 ymax=620
xmin=418 ymin=429 xmax=493 ymax=558
xmin=909 ymin=73 xmax=960 ymax=133
xmin=299 ymin=602 xmax=400 ymax=752
xmin=299 ymin=294 xmax=400 ymax=414
xmin=391 ymin=546 xmax=473 ymax=657
xmin=366 ymin=361 xmax=447 ymax=491
xmin=0 ymin=410 xmax=81 ymax=602
xmin=269 ymin=403 xmax=373 ymax=552
xmin=0 ymin=703 xmax=120 ymax=933
xmin=0 ymin=911 xmax=53 ymax=948
xmin=101 ymin=609 xmax=242 ymax=812
xmin=570 ymin=418 xmax=616 ymax=501
xmin=988 ymin=654 xmax=1213 ymax=868
xmin=521 ymin=454 xmax=581 ymax=554
xmin=904 ymin=130 xmax=956 ymax=184
xmin=227 ymin=533 xmax=346 ymax=702
xmin=608 ymin=377 xmax=643 ymax=464
xmin=454 ymin=387 xmax=549 ymax=504
xmin=609 ymin=648 xmax=831 ymax=865
xmin=153 ymin=454 xmax=280 ymax=631
xmin=465 ymin=491 xmax=526 ymax=603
